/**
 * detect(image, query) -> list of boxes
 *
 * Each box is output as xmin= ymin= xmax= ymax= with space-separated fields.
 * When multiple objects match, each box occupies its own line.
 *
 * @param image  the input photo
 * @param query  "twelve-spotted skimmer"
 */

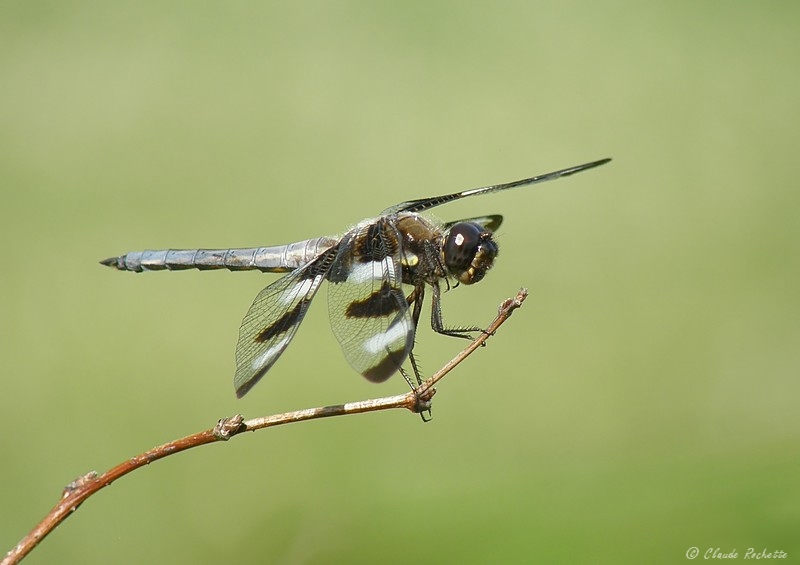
xmin=102 ymin=158 xmax=610 ymax=397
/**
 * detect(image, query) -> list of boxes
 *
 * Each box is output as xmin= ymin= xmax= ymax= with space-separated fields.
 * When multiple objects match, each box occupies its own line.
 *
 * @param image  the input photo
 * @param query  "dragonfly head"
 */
xmin=443 ymin=222 xmax=499 ymax=285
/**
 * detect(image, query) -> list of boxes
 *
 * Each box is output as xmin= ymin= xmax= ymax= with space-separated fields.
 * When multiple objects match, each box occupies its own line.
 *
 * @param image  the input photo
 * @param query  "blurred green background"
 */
xmin=2 ymin=1 xmax=798 ymax=563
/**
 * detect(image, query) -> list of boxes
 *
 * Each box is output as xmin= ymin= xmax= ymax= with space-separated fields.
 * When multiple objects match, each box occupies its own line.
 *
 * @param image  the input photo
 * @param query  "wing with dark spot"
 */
xmin=234 ymin=246 xmax=338 ymax=397
xmin=327 ymin=219 xmax=415 ymax=383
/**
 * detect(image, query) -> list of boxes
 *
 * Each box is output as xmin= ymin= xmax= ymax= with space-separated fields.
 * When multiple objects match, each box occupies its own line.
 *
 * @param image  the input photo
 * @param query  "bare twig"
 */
xmin=3 ymin=288 xmax=527 ymax=565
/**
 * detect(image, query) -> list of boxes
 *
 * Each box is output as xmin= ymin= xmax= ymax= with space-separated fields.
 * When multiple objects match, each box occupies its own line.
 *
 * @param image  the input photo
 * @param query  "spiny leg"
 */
xmin=430 ymin=281 xmax=485 ymax=340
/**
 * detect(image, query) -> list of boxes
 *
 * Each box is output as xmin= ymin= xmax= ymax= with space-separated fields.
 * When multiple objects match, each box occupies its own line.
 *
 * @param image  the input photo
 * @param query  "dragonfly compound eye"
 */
xmin=444 ymin=222 xmax=499 ymax=285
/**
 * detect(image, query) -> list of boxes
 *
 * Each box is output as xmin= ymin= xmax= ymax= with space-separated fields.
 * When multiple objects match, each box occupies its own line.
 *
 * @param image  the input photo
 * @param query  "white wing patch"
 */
xmin=363 ymin=318 xmax=411 ymax=355
xmin=347 ymin=260 xmax=396 ymax=284
xmin=251 ymin=334 xmax=293 ymax=371
xmin=277 ymin=276 xmax=319 ymax=305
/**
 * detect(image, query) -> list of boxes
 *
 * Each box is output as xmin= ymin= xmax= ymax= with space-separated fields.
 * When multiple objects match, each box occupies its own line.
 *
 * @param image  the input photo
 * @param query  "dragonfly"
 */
xmin=102 ymin=158 xmax=610 ymax=398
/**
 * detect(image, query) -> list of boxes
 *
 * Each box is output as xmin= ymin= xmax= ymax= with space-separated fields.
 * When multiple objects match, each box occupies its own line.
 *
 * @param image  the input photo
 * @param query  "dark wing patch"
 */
xmin=254 ymin=301 xmax=306 ymax=342
xmin=344 ymin=280 xmax=405 ymax=319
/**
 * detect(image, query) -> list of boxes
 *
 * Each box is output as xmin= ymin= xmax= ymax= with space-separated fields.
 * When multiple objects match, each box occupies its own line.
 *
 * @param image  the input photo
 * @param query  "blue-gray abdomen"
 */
xmin=101 ymin=237 xmax=338 ymax=273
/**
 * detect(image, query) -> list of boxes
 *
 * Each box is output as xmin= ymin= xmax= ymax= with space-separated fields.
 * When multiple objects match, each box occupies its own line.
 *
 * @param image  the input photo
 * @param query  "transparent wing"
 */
xmin=441 ymin=214 xmax=503 ymax=233
xmin=383 ymin=158 xmax=611 ymax=215
xmin=234 ymin=246 xmax=338 ymax=397
xmin=327 ymin=219 xmax=415 ymax=382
